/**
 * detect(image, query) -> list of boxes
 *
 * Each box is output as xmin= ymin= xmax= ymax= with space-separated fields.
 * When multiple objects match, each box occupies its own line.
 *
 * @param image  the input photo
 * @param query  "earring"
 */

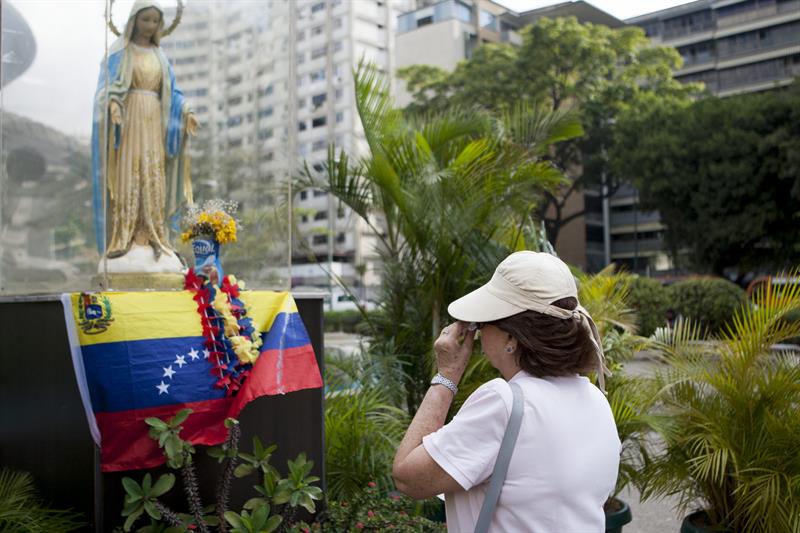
xmin=505 ymin=346 xmax=514 ymax=353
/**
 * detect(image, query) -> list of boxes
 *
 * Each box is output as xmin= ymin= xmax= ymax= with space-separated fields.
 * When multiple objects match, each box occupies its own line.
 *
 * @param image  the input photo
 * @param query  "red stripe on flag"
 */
xmin=95 ymin=344 xmax=321 ymax=472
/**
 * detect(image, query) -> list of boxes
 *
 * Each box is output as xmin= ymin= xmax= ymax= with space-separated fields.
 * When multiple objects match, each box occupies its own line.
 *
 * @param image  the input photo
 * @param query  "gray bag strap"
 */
xmin=474 ymin=381 xmax=524 ymax=533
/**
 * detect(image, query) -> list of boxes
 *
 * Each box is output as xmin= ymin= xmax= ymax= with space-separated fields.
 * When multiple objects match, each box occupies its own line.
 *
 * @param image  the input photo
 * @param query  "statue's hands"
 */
xmin=109 ymin=101 xmax=123 ymax=126
xmin=186 ymin=113 xmax=199 ymax=137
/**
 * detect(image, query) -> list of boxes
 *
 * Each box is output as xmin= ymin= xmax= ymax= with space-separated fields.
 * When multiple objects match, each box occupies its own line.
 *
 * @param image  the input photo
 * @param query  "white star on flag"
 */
xmin=175 ymin=355 xmax=187 ymax=368
xmin=203 ymin=349 xmax=210 ymax=360
xmin=156 ymin=381 xmax=170 ymax=395
xmin=163 ymin=365 xmax=176 ymax=379
xmin=188 ymin=348 xmax=200 ymax=361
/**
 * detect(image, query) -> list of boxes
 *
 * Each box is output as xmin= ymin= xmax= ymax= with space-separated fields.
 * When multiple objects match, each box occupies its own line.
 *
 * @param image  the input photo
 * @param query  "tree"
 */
xmin=398 ymin=16 xmax=697 ymax=247
xmin=301 ymin=62 xmax=582 ymax=413
xmin=610 ymin=84 xmax=800 ymax=275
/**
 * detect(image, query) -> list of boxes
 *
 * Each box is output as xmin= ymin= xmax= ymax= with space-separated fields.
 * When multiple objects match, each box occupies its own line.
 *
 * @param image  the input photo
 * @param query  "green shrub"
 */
xmin=0 ymin=469 xmax=85 ymax=532
xmin=324 ymin=310 xmax=366 ymax=333
xmin=315 ymin=483 xmax=445 ymax=532
xmin=668 ymin=278 xmax=747 ymax=335
xmin=628 ymin=276 xmax=670 ymax=337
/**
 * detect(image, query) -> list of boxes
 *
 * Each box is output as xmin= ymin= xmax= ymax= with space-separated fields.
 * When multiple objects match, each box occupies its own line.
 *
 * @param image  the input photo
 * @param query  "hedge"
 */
xmin=628 ymin=276 xmax=671 ymax=337
xmin=667 ymin=278 xmax=747 ymax=335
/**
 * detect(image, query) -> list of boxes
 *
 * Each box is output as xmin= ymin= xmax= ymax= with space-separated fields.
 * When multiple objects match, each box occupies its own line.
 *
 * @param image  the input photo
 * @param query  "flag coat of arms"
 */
xmin=61 ymin=290 xmax=322 ymax=472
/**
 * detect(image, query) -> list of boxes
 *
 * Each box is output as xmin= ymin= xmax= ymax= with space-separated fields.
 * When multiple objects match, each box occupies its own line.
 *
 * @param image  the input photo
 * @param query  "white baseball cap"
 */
xmin=448 ymin=251 xmax=579 ymax=323
xmin=448 ymin=251 xmax=611 ymax=390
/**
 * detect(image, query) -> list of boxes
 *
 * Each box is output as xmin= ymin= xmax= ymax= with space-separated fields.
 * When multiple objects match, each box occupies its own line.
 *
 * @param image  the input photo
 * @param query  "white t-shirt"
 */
xmin=422 ymin=371 xmax=620 ymax=533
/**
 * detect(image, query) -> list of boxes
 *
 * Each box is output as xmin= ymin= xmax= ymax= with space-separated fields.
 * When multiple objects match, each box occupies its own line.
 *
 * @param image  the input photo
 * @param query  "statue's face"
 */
xmin=134 ymin=7 xmax=161 ymax=41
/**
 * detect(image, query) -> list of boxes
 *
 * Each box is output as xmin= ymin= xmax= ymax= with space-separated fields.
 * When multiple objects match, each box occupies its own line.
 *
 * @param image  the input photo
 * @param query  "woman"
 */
xmin=393 ymin=251 xmax=621 ymax=532
xmin=91 ymin=1 xmax=197 ymax=262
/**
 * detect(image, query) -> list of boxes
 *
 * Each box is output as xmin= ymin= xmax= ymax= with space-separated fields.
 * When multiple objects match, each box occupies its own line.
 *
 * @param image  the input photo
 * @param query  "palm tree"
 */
xmin=641 ymin=270 xmax=800 ymax=532
xmin=301 ymin=61 xmax=582 ymax=413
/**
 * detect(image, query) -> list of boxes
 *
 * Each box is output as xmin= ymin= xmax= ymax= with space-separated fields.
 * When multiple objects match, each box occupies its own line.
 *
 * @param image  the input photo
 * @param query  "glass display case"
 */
xmin=1 ymin=0 xmax=295 ymax=295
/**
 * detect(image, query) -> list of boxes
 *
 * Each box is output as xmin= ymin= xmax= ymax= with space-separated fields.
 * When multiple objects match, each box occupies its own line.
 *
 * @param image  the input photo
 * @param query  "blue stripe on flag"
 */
xmin=83 ymin=312 xmax=310 ymax=413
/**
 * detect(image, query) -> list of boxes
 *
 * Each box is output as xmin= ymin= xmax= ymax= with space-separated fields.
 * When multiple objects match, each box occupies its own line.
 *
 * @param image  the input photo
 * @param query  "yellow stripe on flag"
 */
xmin=72 ymin=290 xmax=298 ymax=346
xmin=240 ymin=291 xmax=298 ymax=332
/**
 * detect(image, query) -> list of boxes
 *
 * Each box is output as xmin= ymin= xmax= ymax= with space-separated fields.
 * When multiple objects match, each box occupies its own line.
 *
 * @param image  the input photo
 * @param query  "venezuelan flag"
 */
xmin=61 ymin=291 xmax=321 ymax=472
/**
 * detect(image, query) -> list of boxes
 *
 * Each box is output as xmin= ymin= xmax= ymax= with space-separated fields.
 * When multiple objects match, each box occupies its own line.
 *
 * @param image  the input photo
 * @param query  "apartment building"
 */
xmin=629 ymin=0 xmax=800 ymax=96
xmin=605 ymin=0 xmax=800 ymax=274
xmin=162 ymin=0 xmax=411 ymax=294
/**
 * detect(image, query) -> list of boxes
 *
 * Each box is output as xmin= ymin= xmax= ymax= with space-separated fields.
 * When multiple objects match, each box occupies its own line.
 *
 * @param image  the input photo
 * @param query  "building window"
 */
xmin=311 ymin=45 xmax=327 ymax=59
xmin=312 ymin=116 xmax=327 ymax=128
xmin=335 ymin=88 xmax=343 ymax=100
xmin=311 ymin=2 xmax=325 ymax=13
xmin=336 ymin=111 xmax=344 ymax=123
xmin=312 ymin=25 xmax=324 ymax=36
xmin=314 ymin=211 xmax=328 ymax=220
xmin=337 ymin=206 xmax=345 ymax=218
xmin=258 ymin=129 xmax=273 ymax=140
xmin=228 ymin=96 xmax=243 ymax=107
xmin=298 ymin=98 xmax=306 ymax=108
xmin=260 ymin=151 xmax=274 ymax=162
xmin=258 ymin=107 xmax=273 ymax=118
xmin=312 ymin=93 xmax=327 ymax=108
xmin=310 ymin=69 xmax=325 ymax=82
xmin=334 ymin=40 xmax=343 ymax=53
xmin=336 ymin=232 xmax=346 ymax=243
xmin=228 ymin=138 xmax=242 ymax=148
xmin=297 ymin=52 xmax=305 ymax=64
xmin=227 ymin=74 xmax=243 ymax=86
xmin=312 ymin=234 xmax=328 ymax=245
xmin=313 ymin=189 xmax=327 ymax=197
xmin=312 ymin=140 xmax=327 ymax=151
xmin=480 ymin=10 xmax=498 ymax=31
xmin=300 ymin=191 xmax=308 ymax=200
xmin=334 ymin=18 xmax=343 ymax=29
xmin=298 ymin=121 xmax=307 ymax=132
xmin=313 ymin=163 xmax=325 ymax=172
xmin=259 ymin=85 xmax=273 ymax=97
xmin=297 ymin=30 xmax=305 ymax=41
xmin=227 ymin=115 xmax=243 ymax=127
xmin=301 ymin=214 xmax=308 ymax=223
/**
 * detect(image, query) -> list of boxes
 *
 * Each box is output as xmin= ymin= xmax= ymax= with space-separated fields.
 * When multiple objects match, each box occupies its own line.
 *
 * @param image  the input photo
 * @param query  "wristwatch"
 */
xmin=431 ymin=373 xmax=458 ymax=395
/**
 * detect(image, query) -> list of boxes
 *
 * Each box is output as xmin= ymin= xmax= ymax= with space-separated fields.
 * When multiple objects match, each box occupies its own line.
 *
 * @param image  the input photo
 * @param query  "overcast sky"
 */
xmin=2 ymin=0 xmax=694 ymax=138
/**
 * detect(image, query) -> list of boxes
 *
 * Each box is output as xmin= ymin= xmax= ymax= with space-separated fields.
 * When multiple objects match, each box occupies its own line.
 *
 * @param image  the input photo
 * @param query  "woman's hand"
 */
xmin=186 ymin=113 xmax=199 ymax=137
xmin=109 ymin=101 xmax=123 ymax=126
xmin=433 ymin=321 xmax=474 ymax=385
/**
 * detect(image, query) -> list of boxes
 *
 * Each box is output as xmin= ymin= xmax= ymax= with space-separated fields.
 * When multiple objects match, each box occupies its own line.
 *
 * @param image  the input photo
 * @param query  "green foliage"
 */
xmin=641 ymin=271 xmax=800 ymax=532
xmin=121 ymin=473 xmax=176 ymax=531
xmin=303 ymin=60 xmax=582 ymax=414
xmin=145 ymin=408 xmax=194 ymax=469
xmin=0 ymin=468 xmax=85 ymax=532
xmin=398 ymin=16 xmax=698 ymax=244
xmin=324 ymin=349 xmax=409 ymax=500
xmin=668 ymin=278 xmax=747 ymax=335
xmin=628 ymin=276 xmax=671 ymax=337
xmin=225 ymin=505 xmax=282 ymax=533
xmin=611 ymin=82 xmax=800 ymax=274
xmin=317 ymin=483 xmax=446 ymax=532
xmin=120 ymin=412 xmax=322 ymax=533
xmin=324 ymin=310 xmax=367 ymax=333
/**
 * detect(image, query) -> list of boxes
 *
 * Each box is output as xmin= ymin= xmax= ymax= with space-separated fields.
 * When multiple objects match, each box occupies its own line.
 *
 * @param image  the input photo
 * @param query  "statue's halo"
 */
xmin=106 ymin=0 xmax=185 ymax=38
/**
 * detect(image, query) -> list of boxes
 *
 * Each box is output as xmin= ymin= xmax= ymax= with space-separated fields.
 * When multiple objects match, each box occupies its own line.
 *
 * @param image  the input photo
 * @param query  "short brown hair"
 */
xmin=490 ymin=297 xmax=597 ymax=378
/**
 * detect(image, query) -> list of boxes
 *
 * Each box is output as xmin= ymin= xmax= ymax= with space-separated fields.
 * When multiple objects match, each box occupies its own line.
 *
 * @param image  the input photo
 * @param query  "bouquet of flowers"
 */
xmin=181 ymin=199 xmax=239 ymax=245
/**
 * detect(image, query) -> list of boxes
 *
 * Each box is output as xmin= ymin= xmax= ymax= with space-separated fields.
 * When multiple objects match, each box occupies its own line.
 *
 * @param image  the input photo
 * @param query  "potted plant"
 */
xmin=577 ymin=266 xmax=654 ymax=532
xmin=640 ymin=273 xmax=800 ymax=533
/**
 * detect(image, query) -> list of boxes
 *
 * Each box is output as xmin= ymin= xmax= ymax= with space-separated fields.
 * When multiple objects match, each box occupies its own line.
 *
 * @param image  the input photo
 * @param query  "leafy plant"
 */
xmin=120 ymin=410 xmax=322 ymax=533
xmin=316 ymin=482 xmax=445 ymax=532
xmin=641 ymin=270 xmax=800 ymax=532
xmin=302 ymin=60 xmax=582 ymax=414
xmin=628 ymin=276 xmax=670 ymax=337
xmin=668 ymin=277 xmax=748 ymax=335
xmin=0 ymin=468 xmax=85 ymax=532
xmin=324 ymin=349 xmax=409 ymax=500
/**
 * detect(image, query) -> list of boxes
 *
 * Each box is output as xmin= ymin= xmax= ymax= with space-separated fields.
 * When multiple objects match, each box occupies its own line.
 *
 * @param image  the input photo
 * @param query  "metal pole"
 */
xmin=601 ymin=171 xmax=611 ymax=267
xmin=633 ymin=188 xmax=639 ymax=273
xmin=287 ymin=0 xmax=296 ymax=290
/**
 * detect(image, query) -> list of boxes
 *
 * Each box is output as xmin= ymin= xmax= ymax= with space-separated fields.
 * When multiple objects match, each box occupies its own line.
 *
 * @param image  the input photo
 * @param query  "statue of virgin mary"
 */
xmin=91 ymin=0 xmax=197 ymax=273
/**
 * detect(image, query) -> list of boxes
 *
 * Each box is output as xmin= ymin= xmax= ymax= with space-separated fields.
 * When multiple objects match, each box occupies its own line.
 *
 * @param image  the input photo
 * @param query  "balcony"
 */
xmin=717 ymin=0 xmax=800 ymax=28
xmin=610 ymin=210 xmax=663 ymax=228
xmin=611 ymin=238 xmax=665 ymax=256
